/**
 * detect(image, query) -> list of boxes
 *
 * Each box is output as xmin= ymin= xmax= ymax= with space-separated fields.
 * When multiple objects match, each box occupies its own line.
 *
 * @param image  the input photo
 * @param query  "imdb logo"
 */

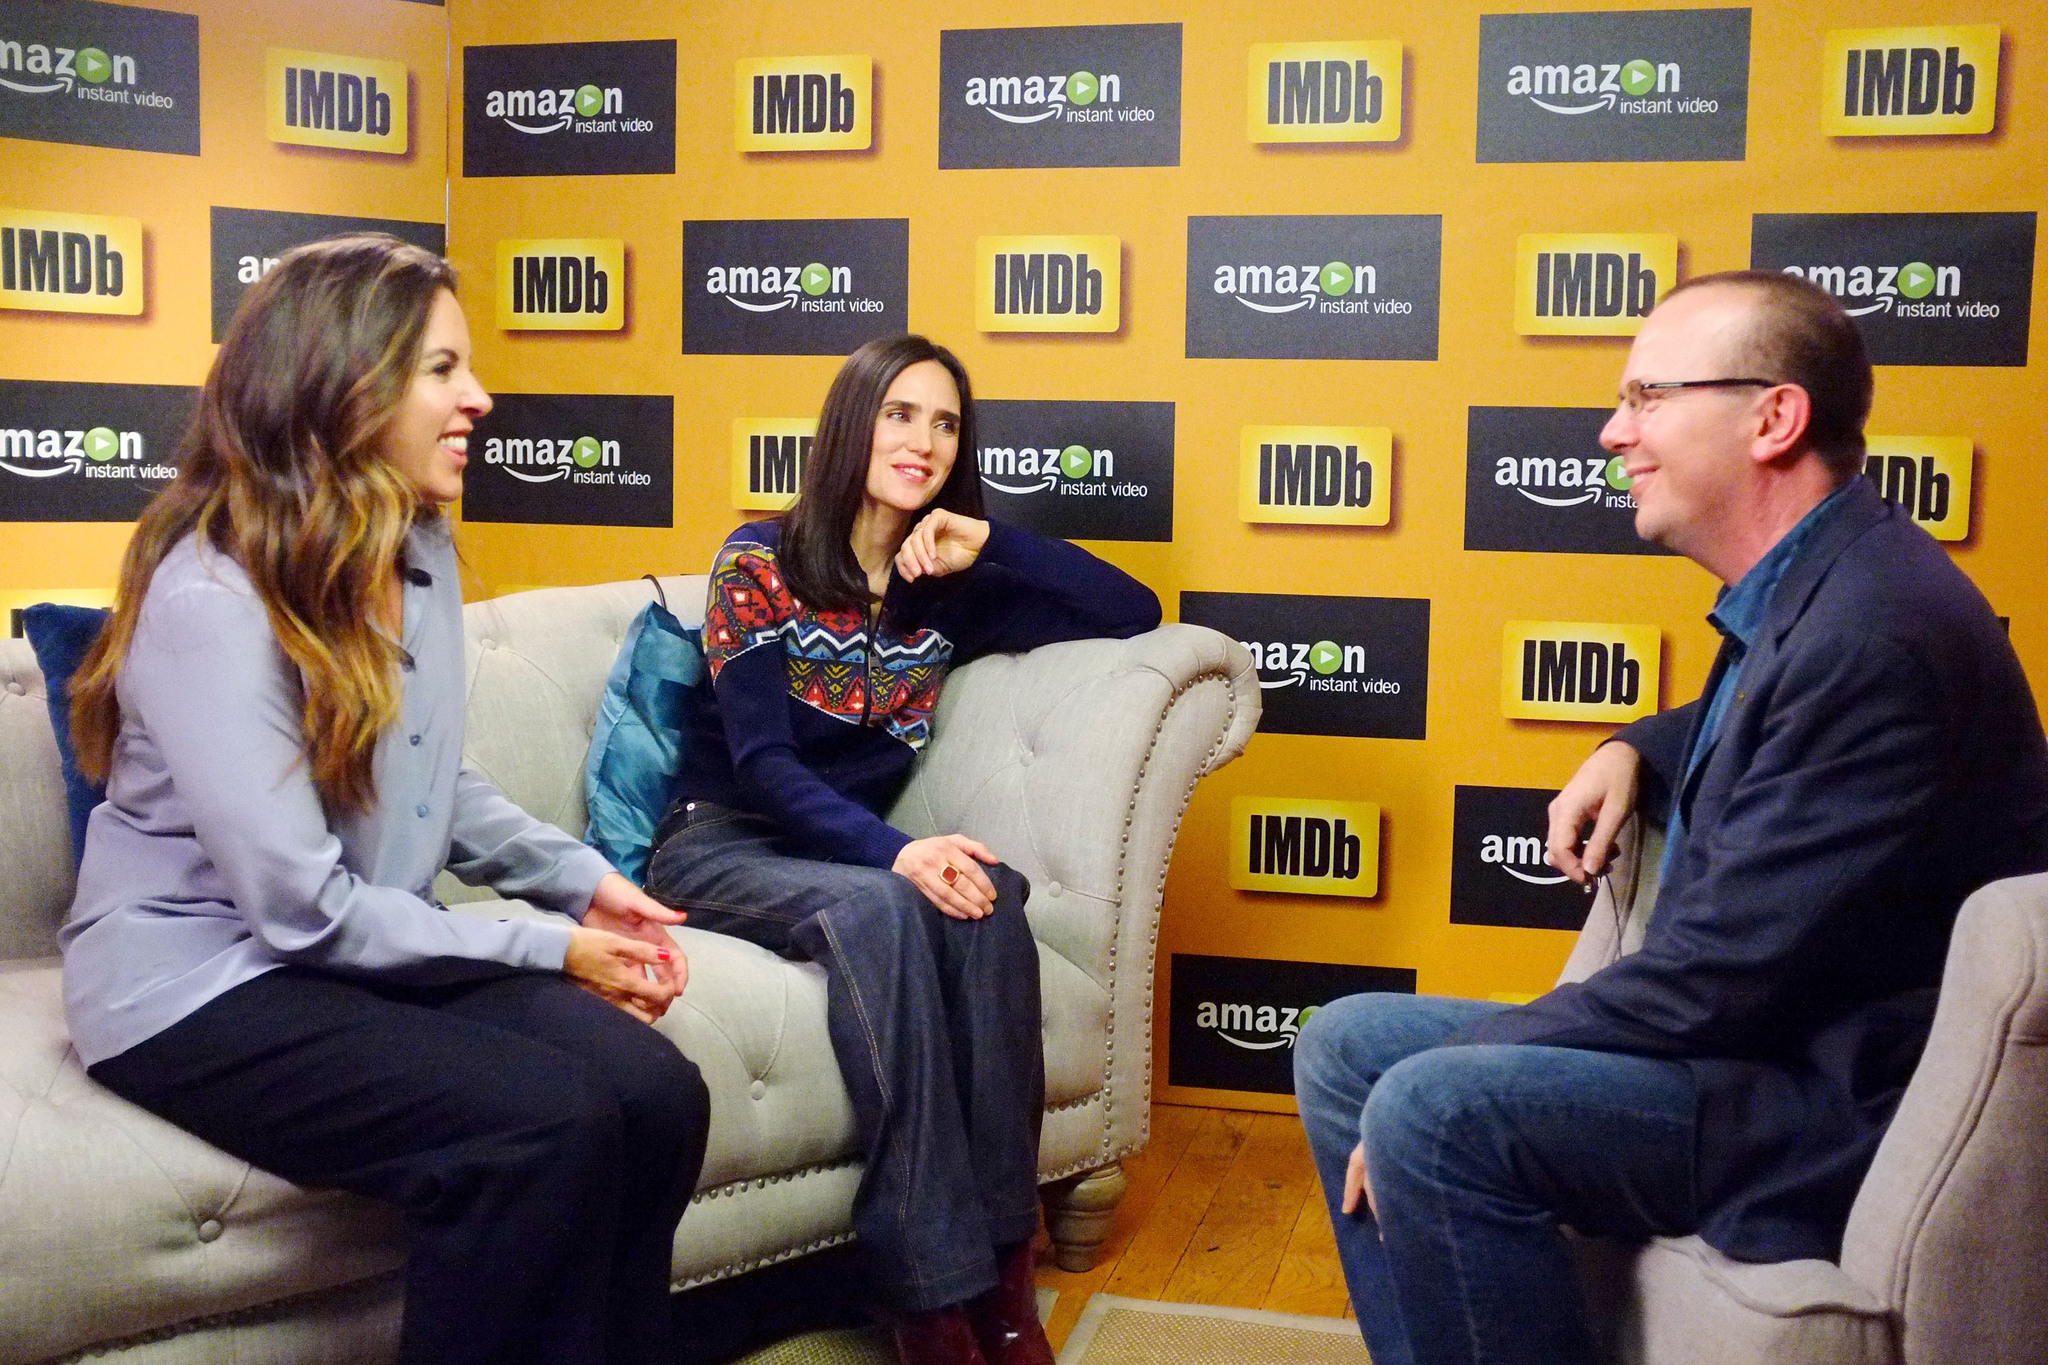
xmin=1247 ymin=41 xmax=1402 ymax=144
xmin=1863 ymin=435 xmax=1972 ymax=542
xmin=1501 ymin=621 xmax=1659 ymax=723
xmin=735 ymin=56 xmax=871 ymax=151
xmin=975 ymin=235 xmax=1120 ymax=334
xmin=1230 ymin=797 xmax=1379 ymax=898
xmin=266 ymin=48 xmax=408 ymax=155
xmin=1515 ymin=234 xmax=1676 ymax=337
xmin=1238 ymin=425 xmax=1389 ymax=527
xmin=1822 ymin=26 xmax=1998 ymax=137
xmin=731 ymin=417 xmax=817 ymax=510
xmin=0 ymin=209 xmax=142 ymax=316
xmin=496 ymin=239 xmax=624 ymax=331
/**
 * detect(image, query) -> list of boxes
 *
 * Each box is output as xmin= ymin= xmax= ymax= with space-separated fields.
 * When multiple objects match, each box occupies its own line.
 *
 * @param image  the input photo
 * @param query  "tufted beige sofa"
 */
xmin=1561 ymin=819 xmax=2048 ymax=1365
xmin=0 ymin=574 xmax=1259 ymax=1365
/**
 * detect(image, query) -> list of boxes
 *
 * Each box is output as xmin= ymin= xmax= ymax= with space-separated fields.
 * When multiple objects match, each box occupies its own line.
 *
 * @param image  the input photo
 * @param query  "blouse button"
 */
xmin=415 ymin=804 xmax=429 ymax=818
xmin=409 ymin=734 xmax=422 ymax=746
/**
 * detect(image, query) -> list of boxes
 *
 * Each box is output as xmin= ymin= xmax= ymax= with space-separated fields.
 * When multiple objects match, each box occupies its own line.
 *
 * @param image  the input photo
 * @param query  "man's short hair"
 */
xmin=1664 ymin=270 xmax=1873 ymax=480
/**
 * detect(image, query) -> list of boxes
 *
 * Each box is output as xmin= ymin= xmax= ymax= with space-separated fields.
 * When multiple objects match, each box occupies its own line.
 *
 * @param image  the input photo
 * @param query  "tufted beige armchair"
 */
xmin=0 ymin=574 xmax=1258 ymax=1364
xmin=1561 ymin=818 xmax=2048 ymax=1365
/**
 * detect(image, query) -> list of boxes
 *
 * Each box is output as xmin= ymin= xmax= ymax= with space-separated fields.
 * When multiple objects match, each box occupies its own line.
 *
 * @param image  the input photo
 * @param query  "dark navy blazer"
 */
xmin=1455 ymin=477 xmax=2048 ymax=1262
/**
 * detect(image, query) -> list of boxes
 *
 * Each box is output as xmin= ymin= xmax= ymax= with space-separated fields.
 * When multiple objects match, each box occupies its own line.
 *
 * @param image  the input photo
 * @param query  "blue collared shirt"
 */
xmin=1662 ymin=483 xmax=1855 ymax=877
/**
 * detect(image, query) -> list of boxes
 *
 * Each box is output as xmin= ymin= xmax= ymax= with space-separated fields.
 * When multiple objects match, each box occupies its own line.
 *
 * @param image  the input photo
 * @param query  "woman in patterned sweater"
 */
xmin=647 ymin=335 xmax=1159 ymax=1365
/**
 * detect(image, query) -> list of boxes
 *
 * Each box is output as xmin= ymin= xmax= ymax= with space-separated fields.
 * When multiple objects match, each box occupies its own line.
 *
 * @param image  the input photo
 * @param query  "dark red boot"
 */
xmin=966 ymin=1243 xmax=1055 ymax=1365
xmin=890 ymin=1306 xmax=991 ymax=1365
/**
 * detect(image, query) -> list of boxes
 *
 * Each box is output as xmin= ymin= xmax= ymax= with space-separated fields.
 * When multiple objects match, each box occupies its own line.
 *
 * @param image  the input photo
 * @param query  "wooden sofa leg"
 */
xmin=1043 ymin=1163 xmax=1129 ymax=1272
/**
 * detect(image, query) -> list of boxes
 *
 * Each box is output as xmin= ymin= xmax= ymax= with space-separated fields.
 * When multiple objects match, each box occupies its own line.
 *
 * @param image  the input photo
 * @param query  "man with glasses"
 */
xmin=1294 ymin=270 xmax=2048 ymax=1365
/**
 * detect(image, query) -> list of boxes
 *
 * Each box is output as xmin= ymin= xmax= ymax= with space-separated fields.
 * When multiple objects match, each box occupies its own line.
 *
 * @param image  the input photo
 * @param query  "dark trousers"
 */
xmin=647 ymin=803 xmax=1043 ymax=1312
xmin=89 ymin=966 xmax=711 ymax=1365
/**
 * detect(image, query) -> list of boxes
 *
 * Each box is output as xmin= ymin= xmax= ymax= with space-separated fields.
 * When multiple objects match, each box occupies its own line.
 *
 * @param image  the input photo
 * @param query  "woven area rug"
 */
xmin=726 ymin=1289 xmax=1059 ymax=1365
xmin=1054 ymin=1294 xmax=1369 ymax=1365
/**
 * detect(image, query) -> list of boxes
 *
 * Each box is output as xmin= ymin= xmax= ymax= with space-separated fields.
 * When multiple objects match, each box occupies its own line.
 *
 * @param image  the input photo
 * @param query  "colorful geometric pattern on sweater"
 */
xmin=703 ymin=540 xmax=952 ymax=750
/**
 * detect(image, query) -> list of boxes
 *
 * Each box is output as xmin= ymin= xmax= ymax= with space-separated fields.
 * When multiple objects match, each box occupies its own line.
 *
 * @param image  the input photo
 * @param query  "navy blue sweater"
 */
xmin=668 ymin=519 xmax=1162 ymax=867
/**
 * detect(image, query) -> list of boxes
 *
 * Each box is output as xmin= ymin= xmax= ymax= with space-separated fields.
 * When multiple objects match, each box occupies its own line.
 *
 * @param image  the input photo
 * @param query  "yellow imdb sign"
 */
xmin=1247 ymin=41 xmax=1403 ymax=143
xmin=976 ymin=236 xmax=1120 ymax=333
xmin=1239 ymin=426 xmax=1390 ymax=526
xmin=0 ymin=210 xmax=142 ymax=316
xmin=1823 ymin=26 xmax=1999 ymax=137
xmin=1863 ymin=435 xmax=1972 ymax=542
xmin=732 ymin=417 xmax=818 ymax=510
xmin=1501 ymin=621 xmax=1660 ymax=723
xmin=735 ymin=56 xmax=871 ymax=151
xmin=497 ymin=239 xmax=625 ymax=331
xmin=1516 ymin=235 xmax=1676 ymax=337
xmin=1230 ymin=797 xmax=1380 ymax=898
xmin=266 ymin=48 xmax=409 ymax=155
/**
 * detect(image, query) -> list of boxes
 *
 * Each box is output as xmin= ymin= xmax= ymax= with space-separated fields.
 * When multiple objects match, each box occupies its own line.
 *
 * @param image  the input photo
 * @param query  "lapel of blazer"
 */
xmin=1672 ymin=478 xmax=1892 ymax=824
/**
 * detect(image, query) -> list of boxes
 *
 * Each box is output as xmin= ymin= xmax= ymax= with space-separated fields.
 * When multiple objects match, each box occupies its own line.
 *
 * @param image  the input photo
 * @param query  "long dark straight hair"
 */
xmin=778 ymin=334 xmax=986 ymax=612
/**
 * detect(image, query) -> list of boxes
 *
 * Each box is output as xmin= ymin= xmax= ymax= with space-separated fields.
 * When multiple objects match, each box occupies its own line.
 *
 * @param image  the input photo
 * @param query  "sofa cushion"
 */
xmin=19 ymin=603 xmax=109 ymax=870
xmin=584 ymin=598 xmax=702 ymax=883
xmin=0 ymin=964 xmax=403 ymax=1365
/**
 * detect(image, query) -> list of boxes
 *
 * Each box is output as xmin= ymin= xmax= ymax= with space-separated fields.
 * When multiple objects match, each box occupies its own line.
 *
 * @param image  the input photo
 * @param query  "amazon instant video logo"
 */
xmin=940 ymin=24 xmax=1180 ymax=169
xmin=1751 ymin=213 xmax=2034 ymax=367
xmin=1449 ymin=786 xmax=1594 ymax=931
xmin=683 ymin=219 xmax=908 ymax=356
xmin=1180 ymin=591 xmax=1429 ymax=740
xmin=0 ymin=378 xmax=191 ymax=522
xmin=1186 ymin=216 xmax=1441 ymax=361
xmin=0 ymin=0 xmax=198 ymax=156
xmin=463 ymin=41 xmax=676 ymax=177
xmin=462 ymin=393 xmax=671 ymax=529
xmin=1169 ymin=954 xmax=1415 ymax=1096
xmin=1464 ymin=407 xmax=1671 ymax=558
xmin=975 ymin=399 xmax=1173 ymax=542
xmin=1477 ymin=9 xmax=1750 ymax=163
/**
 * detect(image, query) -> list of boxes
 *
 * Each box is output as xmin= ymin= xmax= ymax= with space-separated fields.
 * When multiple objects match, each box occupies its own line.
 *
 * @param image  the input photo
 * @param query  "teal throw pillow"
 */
xmin=21 ymin=604 xmax=112 ymax=870
xmin=585 ymin=598 xmax=703 ymax=883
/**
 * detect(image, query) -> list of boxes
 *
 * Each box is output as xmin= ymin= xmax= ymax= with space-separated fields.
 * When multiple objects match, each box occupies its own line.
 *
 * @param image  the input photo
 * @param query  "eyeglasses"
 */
xmin=1616 ymin=378 xmax=1779 ymax=414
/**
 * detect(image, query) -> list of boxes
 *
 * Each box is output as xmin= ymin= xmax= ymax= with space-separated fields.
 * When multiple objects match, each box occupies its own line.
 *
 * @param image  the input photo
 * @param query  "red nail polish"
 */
xmin=657 ymin=950 xmax=671 ymax=961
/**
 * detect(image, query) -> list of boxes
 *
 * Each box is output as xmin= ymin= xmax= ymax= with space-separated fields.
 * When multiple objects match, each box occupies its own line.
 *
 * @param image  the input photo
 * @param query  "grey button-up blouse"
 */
xmin=61 ymin=517 xmax=613 ymax=1067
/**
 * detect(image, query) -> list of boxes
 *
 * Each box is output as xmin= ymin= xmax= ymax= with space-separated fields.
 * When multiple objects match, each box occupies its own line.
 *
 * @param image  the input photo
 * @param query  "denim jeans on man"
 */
xmin=1293 ymin=993 xmax=1703 ymax=1365
xmin=647 ymin=802 xmax=1043 ymax=1312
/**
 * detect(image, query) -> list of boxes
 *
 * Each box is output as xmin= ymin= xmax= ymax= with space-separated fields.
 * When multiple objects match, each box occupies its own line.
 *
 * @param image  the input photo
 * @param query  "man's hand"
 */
xmin=892 ymin=833 xmax=1001 ymax=919
xmin=1547 ymin=741 xmax=1642 ymax=883
xmin=895 ymin=509 xmax=990 ymax=582
xmin=583 ymin=872 xmax=687 ymax=993
xmin=1341 ymin=1142 xmax=1375 ymax=1218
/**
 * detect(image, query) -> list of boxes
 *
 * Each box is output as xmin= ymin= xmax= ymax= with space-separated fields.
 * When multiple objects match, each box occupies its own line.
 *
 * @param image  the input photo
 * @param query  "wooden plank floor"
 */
xmin=1033 ymin=1103 xmax=1352 ymax=1352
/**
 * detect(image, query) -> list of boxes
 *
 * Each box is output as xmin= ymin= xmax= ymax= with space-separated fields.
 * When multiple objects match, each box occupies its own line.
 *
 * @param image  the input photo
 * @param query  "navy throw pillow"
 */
xmin=20 ymin=604 xmax=111 ymax=869
xmin=585 ymin=598 xmax=703 ymax=884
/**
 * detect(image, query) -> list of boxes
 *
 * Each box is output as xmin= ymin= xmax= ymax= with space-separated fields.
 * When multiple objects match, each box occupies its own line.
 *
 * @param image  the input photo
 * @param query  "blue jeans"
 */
xmin=1293 ymin=994 xmax=1702 ymax=1365
xmin=647 ymin=803 xmax=1043 ymax=1312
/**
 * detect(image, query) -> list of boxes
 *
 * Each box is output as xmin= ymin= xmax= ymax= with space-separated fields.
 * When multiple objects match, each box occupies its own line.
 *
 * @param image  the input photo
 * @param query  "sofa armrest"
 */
xmin=1839 ymin=872 xmax=2048 ymax=1365
xmin=887 ymin=625 xmax=1259 ymax=1165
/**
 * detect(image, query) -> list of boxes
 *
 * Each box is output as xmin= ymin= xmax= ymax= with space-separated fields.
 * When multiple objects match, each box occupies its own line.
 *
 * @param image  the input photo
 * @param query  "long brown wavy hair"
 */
xmin=70 ymin=234 xmax=457 ymax=813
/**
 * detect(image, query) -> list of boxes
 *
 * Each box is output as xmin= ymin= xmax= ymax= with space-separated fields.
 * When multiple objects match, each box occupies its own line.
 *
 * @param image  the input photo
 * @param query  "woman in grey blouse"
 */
xmin=61 ymin=236 xmax=709 ymax=1365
